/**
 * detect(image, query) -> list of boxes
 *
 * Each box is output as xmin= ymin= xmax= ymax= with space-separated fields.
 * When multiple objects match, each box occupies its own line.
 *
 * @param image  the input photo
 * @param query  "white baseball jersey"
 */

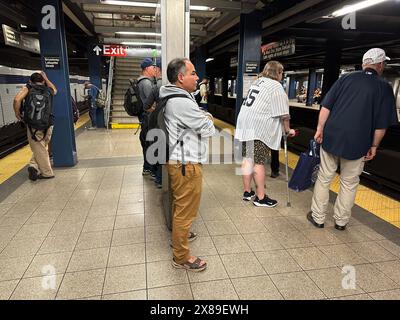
xmin=234 ymin=76 xmax=289 ymax=150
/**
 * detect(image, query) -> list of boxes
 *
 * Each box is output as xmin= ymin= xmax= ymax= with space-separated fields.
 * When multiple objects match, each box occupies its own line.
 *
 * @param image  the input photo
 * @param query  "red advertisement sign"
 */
xmin=103 ymin=45 xmax=127 ymax=57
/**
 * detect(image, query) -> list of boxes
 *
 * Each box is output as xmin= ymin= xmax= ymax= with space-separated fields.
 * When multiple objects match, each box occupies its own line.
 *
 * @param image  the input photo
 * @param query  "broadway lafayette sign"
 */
xmin=261 ymin=38 xmax=295 ymax=61
xmin=2 ymin=24 xmax=40 ymax=54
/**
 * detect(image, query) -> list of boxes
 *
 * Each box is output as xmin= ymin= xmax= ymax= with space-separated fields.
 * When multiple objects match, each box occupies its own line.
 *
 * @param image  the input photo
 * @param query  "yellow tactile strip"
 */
xmin=215 ymin=118 xmax=400 ymax=229
xmin=0 ymin=113 xmax=90 ymax=184
xmin=111 ymin=123 xmax=140 ymax=129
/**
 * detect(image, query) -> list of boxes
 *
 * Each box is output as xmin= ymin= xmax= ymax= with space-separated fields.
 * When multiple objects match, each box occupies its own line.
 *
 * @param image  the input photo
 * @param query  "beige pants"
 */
xmin=27 ymin=126 xmax=54 ymax=177
xmin=311 ymin=148 xmax=365 ymax=226
xmin=168 ymin=163 xmax=203 ymax=264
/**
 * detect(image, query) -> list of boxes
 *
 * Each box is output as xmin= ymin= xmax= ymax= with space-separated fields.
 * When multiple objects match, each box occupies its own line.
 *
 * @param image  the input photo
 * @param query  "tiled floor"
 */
xmin=0 ymin=128 xmax=399 ymax=300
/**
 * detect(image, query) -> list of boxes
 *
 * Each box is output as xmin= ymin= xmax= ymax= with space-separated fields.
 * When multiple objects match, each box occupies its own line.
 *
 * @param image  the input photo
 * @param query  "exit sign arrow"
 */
xmin=93 ymin=45 xmax=102 ymax=55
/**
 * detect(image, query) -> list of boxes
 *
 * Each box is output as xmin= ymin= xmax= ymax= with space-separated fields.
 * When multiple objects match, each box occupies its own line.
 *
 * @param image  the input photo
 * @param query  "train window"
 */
xmin=228 ymin=79 xmax=237 ymax=97
xmin=214 ymin=78 xmax=223 ymax=96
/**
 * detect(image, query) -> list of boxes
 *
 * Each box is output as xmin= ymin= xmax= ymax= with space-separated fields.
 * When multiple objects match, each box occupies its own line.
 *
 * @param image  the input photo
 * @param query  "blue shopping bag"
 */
xmin=289 ymin=139 xmax=320 ymax=192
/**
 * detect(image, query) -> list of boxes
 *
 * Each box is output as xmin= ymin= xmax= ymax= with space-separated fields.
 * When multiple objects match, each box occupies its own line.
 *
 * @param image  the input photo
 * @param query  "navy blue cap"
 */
xmin=141 ymin=58 xmax=154 ymax=69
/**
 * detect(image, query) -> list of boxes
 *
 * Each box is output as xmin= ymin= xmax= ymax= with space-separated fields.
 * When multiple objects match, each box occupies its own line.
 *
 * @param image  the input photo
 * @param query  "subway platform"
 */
xmin=0 ymin=122 xmax=400 ymax=300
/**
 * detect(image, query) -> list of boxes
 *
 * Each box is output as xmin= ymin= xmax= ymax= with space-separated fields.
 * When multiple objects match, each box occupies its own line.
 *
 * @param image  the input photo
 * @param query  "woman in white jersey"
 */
xmin=235 ymin=61 xmax=296 ymax=207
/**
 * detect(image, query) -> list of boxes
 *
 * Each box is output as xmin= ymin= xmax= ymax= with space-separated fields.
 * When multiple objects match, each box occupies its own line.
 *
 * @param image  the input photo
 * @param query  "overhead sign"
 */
xmin=245 ymin=61 xmax=259 ymax=73
xmin=102 ymin=45 xmax=127 ymax=57
xmin=2 ymin=24 xmax=40 ymax=54
xmin=243 ymin=74 xmax=258 ymax=97
xmin=93 ymin=45 xmax=102 ymax=56
xmin=261 ymin=38 xmax=295 ymax=61
xmin=44 ymin=56 xmax=61 ymax=69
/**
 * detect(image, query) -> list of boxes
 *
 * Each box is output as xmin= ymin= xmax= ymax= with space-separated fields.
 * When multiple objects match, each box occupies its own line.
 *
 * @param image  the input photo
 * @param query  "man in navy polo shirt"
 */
xmin=307 ymin=48 xmax=398 ymax=230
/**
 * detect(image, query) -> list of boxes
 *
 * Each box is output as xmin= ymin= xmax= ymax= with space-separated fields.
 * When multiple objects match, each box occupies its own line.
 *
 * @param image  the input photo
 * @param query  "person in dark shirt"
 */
xmin=138 ymin=58 xmax=161 ymax=182
xmin=307 ymin=48 xmax=398 ymax=230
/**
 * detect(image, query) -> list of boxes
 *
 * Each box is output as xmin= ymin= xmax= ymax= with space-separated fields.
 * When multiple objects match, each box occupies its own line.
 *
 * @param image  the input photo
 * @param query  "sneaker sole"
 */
xmin=242 ymin=196 xmax=253 ymax=201
xmin=253 ymin=201 xmax=278 ymax=208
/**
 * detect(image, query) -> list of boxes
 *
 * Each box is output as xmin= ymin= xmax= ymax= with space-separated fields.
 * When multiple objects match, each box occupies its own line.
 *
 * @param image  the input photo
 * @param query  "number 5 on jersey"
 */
xmin=243 ymin=89 xmax=259 ymax=107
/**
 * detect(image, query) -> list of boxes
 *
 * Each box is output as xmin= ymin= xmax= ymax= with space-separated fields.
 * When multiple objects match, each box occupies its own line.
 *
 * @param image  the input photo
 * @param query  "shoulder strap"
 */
xmin=137 ymin=77 xmax=151 ymax=85
xmin=161 ymin=94 xmax=192 ymax=176
xmin=163 ymin=93 xmax=191 ymax=102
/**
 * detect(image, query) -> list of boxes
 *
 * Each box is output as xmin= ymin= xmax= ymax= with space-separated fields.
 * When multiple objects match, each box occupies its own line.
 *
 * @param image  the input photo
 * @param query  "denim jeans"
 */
xmin=154 ymin=164 xmax=162 ymax=184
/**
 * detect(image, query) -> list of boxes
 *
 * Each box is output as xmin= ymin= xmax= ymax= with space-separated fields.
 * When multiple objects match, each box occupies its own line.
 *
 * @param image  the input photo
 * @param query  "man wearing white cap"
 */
xmin=307 ymin=48 xmax=398 ymax=230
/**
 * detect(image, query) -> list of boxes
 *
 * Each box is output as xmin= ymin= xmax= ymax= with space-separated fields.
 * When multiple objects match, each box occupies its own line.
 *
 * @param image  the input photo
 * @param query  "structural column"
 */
xmin=194 ymin=45 xmax=207 ymax=80
xmin=88 ymin=40 xmax=105 ymax=128
xmin=288 ymin=76 xmax=297 ymax=99
xmin=161 ymin=0 xmax=190 ymax=82
xmin=306 ymin=68 xmax=318 ymax=106
xmin=235 ymin=11 xmax=262 ymax=122
xmin=321 ymin=40 xmax=342 ymax=100
xmin=35 ymin=0 xmax=77 ymax=167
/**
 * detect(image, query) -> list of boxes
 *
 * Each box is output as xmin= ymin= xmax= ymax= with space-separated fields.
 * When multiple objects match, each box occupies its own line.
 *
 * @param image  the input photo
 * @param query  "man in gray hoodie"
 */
xmin=159 ymin=58 xmax=215 ymax=272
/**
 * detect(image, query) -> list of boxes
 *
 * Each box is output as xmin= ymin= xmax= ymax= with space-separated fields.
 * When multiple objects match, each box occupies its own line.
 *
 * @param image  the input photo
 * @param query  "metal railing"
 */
xmin=104 ymin=56 xmax=115 ymax=130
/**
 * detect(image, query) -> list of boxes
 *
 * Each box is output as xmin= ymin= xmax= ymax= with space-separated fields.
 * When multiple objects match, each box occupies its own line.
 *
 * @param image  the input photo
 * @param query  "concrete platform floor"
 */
xmin=0 ymin=128 xmax=399 ymax=300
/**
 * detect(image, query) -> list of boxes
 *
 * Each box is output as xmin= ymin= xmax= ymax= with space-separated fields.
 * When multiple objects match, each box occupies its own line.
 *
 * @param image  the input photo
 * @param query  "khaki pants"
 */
xmin=311 ymin=148 xmax=364 ymax=226
xmin=27 ymin=126 xmax=54 ymax=177
xmin=168 ymin=163 xmax=203 ymax=264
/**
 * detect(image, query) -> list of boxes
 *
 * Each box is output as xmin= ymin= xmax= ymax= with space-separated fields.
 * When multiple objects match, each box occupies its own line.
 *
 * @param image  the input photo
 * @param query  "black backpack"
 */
xmin=123 ymin=78 xmax=144 ymax=117
xmin=23 ymin=84 xmax=54 ymax=141
xmin=147 ymin=94 xmax=190 ymax=167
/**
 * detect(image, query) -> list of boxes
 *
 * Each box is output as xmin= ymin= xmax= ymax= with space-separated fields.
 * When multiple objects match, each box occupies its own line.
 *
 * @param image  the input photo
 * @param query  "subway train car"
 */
xmin=0 ymin=65 xmax=91 ymax=158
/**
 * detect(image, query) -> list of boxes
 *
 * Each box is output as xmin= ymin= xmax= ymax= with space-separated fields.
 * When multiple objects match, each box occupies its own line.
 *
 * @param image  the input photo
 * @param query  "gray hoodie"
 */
xmin=159 ymin=84 xmax=215 ymax=163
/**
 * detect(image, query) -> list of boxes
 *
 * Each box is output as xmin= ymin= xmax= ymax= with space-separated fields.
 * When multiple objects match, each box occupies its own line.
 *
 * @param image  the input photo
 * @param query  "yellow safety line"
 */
xmin=215 ymin=118 xmax=400 ymax=229
xmin=75 ymin=112 xmax=90 ymax=129
xmin=0 ymin=113 xmax=90 ymax=184
xmin=111 ymin=123 xmax=140 ymax=129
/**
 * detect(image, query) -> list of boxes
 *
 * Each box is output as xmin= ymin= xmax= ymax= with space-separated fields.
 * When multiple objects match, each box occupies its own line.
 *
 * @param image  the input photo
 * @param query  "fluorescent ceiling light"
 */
xmin=206 ymin=58 xmax=214 ymax=62
xmin=102 ymin=1 xmax=213 ymax=11
xmin=121 ymin=41 xmax=161 ymax=46
xmin=116 ymin=31 xmax=161 ymax=37
xmin=331 ymin=0 xmax=390 ymax=17
xmin=190 ymin=6 xmax=214 ymax=11
xmin=101 ymin=1 xmax=157 ymax=7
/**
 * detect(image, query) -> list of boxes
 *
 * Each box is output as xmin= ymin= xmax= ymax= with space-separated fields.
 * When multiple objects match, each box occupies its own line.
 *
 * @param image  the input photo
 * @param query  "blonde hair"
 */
xmin=261 ymin=61 xmax=284 ymax=81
